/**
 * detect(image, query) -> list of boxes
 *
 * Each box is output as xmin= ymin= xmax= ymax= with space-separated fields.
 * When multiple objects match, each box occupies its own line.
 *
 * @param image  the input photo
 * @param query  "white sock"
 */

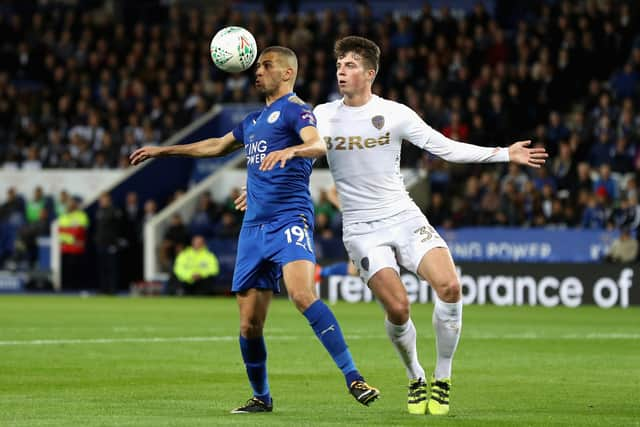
xmin=385 ymin=318 xmax=425 ymax=381
xmin=432 ymin=296 xmax=462 ymax=380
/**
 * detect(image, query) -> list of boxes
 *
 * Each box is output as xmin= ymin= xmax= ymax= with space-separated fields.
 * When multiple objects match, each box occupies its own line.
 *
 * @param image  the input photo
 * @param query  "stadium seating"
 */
xmin=1 ymin=1 xmax=639 ymax=282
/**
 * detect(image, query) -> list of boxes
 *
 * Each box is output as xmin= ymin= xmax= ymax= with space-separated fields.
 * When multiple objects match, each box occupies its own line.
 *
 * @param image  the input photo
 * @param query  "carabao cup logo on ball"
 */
xmin=210 ymin=26 xmax=257 ymax=73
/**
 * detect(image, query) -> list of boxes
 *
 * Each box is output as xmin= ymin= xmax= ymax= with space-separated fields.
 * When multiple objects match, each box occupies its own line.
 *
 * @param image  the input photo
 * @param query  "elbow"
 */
xmin=315 ymin=144 xmax=328 ymax=157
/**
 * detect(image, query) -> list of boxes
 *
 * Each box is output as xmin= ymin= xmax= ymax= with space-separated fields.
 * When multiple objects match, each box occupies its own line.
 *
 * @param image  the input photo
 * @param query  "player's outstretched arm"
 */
xmin=422 ymin=126 xmax=548 ymax=167
xmin=129 ymin=131 xmax=242 ymax=165
xmin=259 ymin=126 xmax=327 ymax=171
xmin=507 ymin=140 xmax=548 ymax=168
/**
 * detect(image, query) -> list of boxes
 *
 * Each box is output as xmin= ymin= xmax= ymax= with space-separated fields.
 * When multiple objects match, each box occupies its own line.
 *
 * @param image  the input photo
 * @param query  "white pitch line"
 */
xmin=0 ymin=336 xmax=237 ymax=346
xmin=466 ymin=333 xmax=640 ymax=340
xmin=0 ymin=333 xmax=639 ymax=346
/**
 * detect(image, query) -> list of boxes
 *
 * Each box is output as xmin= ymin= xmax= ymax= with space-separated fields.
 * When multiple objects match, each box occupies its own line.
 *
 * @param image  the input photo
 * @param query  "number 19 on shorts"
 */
xmin=284 ymin=225 xmax=313 ymax=253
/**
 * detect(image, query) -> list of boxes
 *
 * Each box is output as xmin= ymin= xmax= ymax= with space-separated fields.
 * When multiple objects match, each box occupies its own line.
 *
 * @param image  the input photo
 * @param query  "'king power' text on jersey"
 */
xmin=314 ymin=95 xmax=509 ymax=225
xmin=233 ymin=93 xmax=317 ymax=226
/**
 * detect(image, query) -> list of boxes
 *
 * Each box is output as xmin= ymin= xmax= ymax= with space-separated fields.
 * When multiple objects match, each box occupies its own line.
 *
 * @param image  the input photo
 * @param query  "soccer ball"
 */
xmin=210 ymin=26 xmax=258 ymax=73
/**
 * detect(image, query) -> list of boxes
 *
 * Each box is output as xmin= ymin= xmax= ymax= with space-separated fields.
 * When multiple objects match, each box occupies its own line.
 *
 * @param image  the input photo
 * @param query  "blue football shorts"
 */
xmin=231 ymin=215 xmax=316 ymax=293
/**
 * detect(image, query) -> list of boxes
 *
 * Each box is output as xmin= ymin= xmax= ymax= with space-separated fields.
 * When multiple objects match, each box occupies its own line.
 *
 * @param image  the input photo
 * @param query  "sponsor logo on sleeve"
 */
xmin=300 ymin=110 xmax=316 ymax=125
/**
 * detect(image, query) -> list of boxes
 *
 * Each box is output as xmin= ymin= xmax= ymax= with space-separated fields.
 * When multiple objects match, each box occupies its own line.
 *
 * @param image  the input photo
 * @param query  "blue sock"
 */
xmin=303 ymin=299 xmax=363 ymax=387
xmin=320 ymin=262 xmax=349 ymax=278
xmin=239 ymin=335 xmax=271 ymax=404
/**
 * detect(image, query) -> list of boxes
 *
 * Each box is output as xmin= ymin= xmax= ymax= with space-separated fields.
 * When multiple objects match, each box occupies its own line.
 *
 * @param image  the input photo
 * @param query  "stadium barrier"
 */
xmin=0 ymin=170 xmax=124 ymax=203
xmin=319 ymin=263 xmax=639 ymax=308
xmin=442 ymin=228 xmax=621 ymax=262
xmin=0 ymin=271 xmax=25 ymax=292
xmin=193 ymin=227 xmax=620 ymax=265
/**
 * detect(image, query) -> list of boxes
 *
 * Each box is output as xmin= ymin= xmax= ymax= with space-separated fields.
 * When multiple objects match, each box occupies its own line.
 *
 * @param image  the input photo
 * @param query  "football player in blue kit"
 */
xmin=130 ymin=46 xmax=379 ymax=413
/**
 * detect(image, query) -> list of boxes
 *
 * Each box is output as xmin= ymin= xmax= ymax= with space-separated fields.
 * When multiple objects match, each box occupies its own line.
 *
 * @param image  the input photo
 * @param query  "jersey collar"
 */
xmin=340 ymin=94 xmax=378 ymax=110
xmin=267 ymin=92 xmax=295 ymax=108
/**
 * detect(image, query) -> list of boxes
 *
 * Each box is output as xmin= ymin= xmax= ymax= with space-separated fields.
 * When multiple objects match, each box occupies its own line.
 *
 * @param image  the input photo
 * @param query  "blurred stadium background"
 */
xmin=0 ymin=0 xmax=640 ymax=305
xmin=1 ymin=0 xmax=639 ymax=305
xmin=1 ymin=0 xmax=640 ymax=425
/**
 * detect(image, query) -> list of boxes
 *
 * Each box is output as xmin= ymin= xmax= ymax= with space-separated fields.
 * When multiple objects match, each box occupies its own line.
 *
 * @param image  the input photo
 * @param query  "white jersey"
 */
xmin=313 ymin=95 xmax=509 ymax=225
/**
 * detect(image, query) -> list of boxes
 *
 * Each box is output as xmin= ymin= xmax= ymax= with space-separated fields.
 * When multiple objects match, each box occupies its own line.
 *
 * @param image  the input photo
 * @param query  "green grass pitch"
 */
xmin=1 ymin=296 xmax=639 ymax=426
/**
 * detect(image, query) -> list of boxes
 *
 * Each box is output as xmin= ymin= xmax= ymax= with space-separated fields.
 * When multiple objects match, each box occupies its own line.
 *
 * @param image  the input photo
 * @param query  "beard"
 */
xmin=256 ymin=82 xmax=275 ymax=97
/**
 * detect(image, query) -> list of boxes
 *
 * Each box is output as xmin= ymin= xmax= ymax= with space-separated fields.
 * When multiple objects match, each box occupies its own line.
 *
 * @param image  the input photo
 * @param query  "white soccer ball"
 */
xmin=210 ymin=26 xmax=258 ymax=73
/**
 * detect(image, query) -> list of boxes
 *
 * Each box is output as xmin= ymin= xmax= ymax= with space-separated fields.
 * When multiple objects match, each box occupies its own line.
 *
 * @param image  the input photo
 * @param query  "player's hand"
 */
xmin=234 ymin=186 xmax=247 ymax=211
xmin=508 ymin=140 xmax=548 ymax=168
xmin=130 ymin=146 xmax=163 ymax=165
xmin=259 ymin=148 xmax=295 ymax=171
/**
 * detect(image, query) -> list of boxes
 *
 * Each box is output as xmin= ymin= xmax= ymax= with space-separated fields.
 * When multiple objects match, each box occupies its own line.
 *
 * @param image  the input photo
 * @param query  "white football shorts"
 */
xmin=342 ymin=208 xmax=449 ymax=284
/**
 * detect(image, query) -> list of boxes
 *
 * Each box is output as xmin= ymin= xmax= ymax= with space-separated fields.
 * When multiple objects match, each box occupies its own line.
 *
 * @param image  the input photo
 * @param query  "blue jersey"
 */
xmin=232 ymin=92 xmax=317 ymax=226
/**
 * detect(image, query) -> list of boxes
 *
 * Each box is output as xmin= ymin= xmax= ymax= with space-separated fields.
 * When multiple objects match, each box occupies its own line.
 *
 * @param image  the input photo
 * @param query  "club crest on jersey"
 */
xmin=371 ymin=115 xmax=385 ymax=130
xmin=267 ymin=111 xmax=280 ymax=123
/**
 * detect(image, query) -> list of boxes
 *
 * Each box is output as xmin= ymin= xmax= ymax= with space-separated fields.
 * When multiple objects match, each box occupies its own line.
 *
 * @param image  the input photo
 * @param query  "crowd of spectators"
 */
xmin=404 ymin=0 xmax=640 ymax=232
xmin=0 ymin=183 xmax=246 ymax=275
xmin=1 ymin=2 xmax=224 ymax=169
xmin=159 ymin=189 xmax=243 ymax=272
xmin=0 ymin=186 xmax=58 ymax=269
xmin=1 ymin=1 xmax=640 ymax=239
xmin=0 ymin=186 xmax=153 ymax=277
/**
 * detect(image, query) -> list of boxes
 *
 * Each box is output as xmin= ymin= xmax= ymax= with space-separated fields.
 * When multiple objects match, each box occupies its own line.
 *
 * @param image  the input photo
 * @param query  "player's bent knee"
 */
xmin=240 ymin=319 xmax=265 ymax=338
xmin=386 ymin=298 xmax=410 ymax=324
xmin=288 ymin=290 xmax=317 ymax=312
xmin=437 ymin=280 xmax=461 ymax=303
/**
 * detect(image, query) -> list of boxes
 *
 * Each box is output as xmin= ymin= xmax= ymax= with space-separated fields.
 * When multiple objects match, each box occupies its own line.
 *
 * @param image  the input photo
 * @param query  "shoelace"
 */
xmin=431 ymin=380 xmax=450 ymax=392
xmin=409 ymin=388 xmax=426 ymax=397
xmin=409 ymin=380 xmax=426 ymax=391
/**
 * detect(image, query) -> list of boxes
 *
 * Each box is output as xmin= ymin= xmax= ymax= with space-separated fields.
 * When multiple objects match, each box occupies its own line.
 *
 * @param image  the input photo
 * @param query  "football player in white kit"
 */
xmin=259 ymin=36 xmax=547 ymax=416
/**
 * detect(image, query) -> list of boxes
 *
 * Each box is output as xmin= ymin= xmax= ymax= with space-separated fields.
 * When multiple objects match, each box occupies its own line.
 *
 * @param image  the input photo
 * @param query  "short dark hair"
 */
xmin=260 ymin=46 xmax=298 ymax=70
xmin=334 ymin=36 xmax=380 ymax=75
